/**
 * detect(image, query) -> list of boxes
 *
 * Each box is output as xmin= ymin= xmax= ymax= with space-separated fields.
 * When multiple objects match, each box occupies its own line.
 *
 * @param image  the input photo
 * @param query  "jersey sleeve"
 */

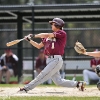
xmin=53 ymin=31 xmax=66 ymax=38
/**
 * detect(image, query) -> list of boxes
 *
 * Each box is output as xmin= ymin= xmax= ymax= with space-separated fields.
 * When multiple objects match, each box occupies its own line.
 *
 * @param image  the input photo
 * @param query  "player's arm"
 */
xmin=91 ymin=65 xmax=96 ymax=70
xmin=29 ymin=40 xmax=44 ymax=49
xmin=25 ymin=33 xmax=54 ymax=48
xmin=1 ymin=58 xmax=4 ymax=66
xmin=84 ymin=51 xmax=100 ymax=57
xmin=34 ymin=33 xmax=55 ymax=38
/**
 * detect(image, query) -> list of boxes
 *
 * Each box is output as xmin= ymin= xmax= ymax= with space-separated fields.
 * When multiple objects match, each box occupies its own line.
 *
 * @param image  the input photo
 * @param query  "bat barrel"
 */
xmin=6 ymin=38 xmax=25 ymax=47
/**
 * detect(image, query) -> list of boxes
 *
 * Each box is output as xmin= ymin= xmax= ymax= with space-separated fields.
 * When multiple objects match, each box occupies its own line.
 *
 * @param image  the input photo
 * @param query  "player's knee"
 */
xmin=83 ymin=69 xmax=88 ymax=75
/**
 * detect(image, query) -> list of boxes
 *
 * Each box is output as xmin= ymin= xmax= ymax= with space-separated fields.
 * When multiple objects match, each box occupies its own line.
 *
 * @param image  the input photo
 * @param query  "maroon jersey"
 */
xmin=42 ymin=30 xmax=67 ymax=55
xmin=90 ymin=58 xmax=100 ymax=67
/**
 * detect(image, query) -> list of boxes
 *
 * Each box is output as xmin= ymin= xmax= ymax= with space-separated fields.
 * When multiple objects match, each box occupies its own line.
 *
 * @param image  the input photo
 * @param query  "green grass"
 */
xmin=0 ymin=83 xmax=58 ymax=87
xmin=0 ymin=83 xmax=97 ymax=88
xmin=0 ymin=76 xmax=96 ymax=88
xmin=0 ymin=75 xmax=96 ymax=88
xmin=10 ymin=76 xmax=18 ymax=82
xmin=66 ymin=76 xmax=83 ymax=81
xmin=0 ymin=84 xmax=24 ymax=87
xmin=0 ymin=96 xmax=100 ymax=100
xmin=9 ymin=76 xmax=83 ymax=82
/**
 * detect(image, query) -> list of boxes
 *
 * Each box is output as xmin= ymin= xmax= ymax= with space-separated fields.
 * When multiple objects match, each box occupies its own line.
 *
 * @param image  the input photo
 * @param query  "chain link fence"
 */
xmin=0 ymin=27 xmax=100 ymax=59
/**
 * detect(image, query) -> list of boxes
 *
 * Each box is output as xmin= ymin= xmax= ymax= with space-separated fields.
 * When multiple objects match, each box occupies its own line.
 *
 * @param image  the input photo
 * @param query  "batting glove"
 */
xmin=25 ymin=34 xmax=35 ymax=42
xmin=27 ymin=34 xmax=33 ymax=39
xmin=26 ymin=37 xmax=31 ymax=42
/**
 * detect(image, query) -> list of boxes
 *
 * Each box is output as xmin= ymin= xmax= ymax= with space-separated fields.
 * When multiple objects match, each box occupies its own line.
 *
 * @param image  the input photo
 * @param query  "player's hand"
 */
xmin=24 ymin=34 xmax=33 ymax=42
xmin=25 ymin=36 xmax=31 ymax=42
xmin=27 ymin=34 xmax=33 ymax=39
xmin=36 ymin=68 xmax=41 ymax=73
xmin=2 ymin=66 xmax=8 ymax=72
xmin=3 ymin=66 xmax=7 ymax=69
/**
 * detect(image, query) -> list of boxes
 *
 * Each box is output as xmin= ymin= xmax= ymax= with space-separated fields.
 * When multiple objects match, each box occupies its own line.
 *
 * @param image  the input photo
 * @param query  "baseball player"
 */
xmin=84 ymin=51 xmax=100 ymax=89
xmin=83 ymin=56 xmax=100 ymax=85
xmin=18 ymin=18 xmax=85 ymax=93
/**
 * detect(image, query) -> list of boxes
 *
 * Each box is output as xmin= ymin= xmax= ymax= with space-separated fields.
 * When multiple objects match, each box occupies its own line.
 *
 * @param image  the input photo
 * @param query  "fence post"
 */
xmin=32 ymin=6 xmax=35 ymax=79
xmin=17 ymin=13 xmax=23 ymax=82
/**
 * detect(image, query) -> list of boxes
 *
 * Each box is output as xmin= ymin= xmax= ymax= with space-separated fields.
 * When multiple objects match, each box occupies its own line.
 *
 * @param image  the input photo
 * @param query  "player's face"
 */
xmin=5 ymin=51 xmax=12 ymax=57
xmin=51 ymin=23 xmax=57 ymax=31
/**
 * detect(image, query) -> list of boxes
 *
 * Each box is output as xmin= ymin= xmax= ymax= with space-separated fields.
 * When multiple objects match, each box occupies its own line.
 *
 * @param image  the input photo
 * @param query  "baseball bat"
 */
xmin=6 ymin=38 xmax=25 ymax=47
xmin=72 ymin=66 xmax=78 ymax=81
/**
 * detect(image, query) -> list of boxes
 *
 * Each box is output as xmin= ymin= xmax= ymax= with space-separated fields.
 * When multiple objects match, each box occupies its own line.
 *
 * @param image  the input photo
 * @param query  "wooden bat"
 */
xmin=6 ymin=38 xmax=25 ymax=47
xmin=72 ymin=66 xmax=78 ymax=81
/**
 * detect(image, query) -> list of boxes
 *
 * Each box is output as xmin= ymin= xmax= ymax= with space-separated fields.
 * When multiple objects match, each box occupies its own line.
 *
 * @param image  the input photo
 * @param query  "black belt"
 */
xmin=48 ymin=55 xmax=54 ymax=58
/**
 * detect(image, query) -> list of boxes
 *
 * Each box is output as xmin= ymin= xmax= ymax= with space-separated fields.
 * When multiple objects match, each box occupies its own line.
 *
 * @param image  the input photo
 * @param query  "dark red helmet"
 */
xmin=49 ymin=18 xmax=65 ymax=27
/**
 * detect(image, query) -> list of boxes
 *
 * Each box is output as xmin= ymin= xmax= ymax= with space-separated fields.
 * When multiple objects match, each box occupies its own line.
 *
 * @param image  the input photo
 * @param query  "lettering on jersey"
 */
xmin=46 ymin=38 xmax=56 ymax=49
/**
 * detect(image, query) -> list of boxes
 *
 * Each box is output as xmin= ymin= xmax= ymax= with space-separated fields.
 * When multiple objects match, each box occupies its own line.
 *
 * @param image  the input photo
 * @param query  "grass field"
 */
xmin=10 ymin=76 xmax=83 ymax=82
xmin=0 ymin=96 xmax=100 ymax=100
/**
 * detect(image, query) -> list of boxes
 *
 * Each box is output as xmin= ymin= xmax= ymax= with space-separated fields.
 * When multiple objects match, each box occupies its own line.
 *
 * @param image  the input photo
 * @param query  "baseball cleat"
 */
xmin=17 ymin=88 xmax=27 ymax=93
xmin=77 ymin=81 xmax=86 ymax=91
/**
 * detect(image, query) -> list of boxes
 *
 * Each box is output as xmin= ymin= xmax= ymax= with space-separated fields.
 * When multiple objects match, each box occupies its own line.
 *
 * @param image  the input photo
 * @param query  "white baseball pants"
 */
xmin=83 ymin=69 xmax=100 ymax=85
xmin=24 ymin=55 xmax=77 ymax=91
xmin=34 ymin=70 xmax=52 ymax=84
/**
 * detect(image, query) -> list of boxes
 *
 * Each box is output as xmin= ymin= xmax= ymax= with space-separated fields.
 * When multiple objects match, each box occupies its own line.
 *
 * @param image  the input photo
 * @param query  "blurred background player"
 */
xmin=34 ymin=49 xmax=52 ymax=84
xmin=83 ymin=49 xmax=100 ymax=85
xmin=0 ymin=48 xmax=18 ymax=84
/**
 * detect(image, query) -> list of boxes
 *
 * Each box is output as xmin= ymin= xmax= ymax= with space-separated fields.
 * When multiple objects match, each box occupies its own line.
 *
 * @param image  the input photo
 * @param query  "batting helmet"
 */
xmin=49 ymin=18 xmax=65 ymax=28
xmin=95 ymin=64 xmax=100 ymax=77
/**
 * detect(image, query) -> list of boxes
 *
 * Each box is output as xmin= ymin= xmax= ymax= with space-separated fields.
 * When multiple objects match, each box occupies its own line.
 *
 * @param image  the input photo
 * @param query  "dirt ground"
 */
xmin=0 ymin=87 xmax=100 ymax=97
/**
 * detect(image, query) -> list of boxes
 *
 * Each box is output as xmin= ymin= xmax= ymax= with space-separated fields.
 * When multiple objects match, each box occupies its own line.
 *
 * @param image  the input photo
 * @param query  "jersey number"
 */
xmin=52 ymin=42 xmax=54 ymax=49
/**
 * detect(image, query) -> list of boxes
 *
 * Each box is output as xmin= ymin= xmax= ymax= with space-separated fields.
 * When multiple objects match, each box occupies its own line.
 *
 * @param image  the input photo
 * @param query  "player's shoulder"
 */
xmin=59 ymin=30 xmax=66 ymax=34
xmin=1 ymin=53 xmax=6 ymax=59
xmin=12 ymin=54 xmax=18 ymax=61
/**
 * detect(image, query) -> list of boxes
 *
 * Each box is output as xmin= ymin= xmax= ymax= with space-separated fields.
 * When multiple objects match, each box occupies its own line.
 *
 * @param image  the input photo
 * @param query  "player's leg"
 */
xmin=83 ymin=69 xmax=99 ymax=85
xmin=5 ymin=69 xmax=13 ymax=84
xmin=23 ymin=57 xmax=63 ymax=91
xmin=51 ymin=71 xmax=77 ymax=87
xmin=5 ymin=71 xmax=10 ymax=84
xmin=52 ymin=71 xmax=85 ymax=91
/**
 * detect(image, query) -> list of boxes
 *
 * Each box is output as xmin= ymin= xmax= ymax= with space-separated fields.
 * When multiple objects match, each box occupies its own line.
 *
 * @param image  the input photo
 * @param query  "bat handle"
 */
xmin=20 ymin=38 xmax=26 ymax=41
